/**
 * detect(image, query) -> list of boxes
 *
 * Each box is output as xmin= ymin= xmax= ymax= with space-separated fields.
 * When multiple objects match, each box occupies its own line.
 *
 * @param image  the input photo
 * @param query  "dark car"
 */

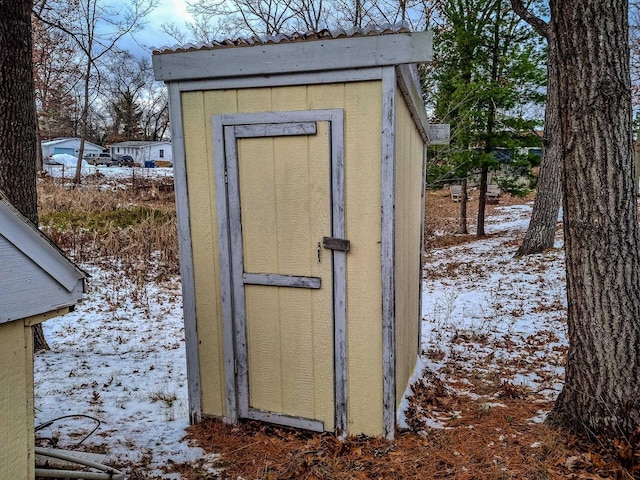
xmin=112 ymin=155 xmax=135 ymax=167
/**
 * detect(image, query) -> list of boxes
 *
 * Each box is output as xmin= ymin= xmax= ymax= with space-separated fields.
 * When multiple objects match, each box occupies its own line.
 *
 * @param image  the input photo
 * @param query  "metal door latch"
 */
xmin=322 ymin=236 xmax=351 ymax=252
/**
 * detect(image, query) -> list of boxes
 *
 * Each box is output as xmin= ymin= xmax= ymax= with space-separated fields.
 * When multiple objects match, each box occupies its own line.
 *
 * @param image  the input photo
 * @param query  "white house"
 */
xmin=0 ymin=191 xmax=85 ymax=480
xmin=41 ymin=138 xmax=103 ymax=159
xmin=108 ymin=141 xmax=172 ymax=165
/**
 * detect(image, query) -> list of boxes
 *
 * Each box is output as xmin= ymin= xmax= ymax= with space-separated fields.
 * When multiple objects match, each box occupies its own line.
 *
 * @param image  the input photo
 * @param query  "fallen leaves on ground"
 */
xmin=165 ymin=191 xmax=640 ymax=479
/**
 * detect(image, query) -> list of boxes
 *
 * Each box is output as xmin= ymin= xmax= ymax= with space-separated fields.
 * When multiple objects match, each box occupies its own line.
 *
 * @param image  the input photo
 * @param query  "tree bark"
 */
xmin=457 ymin=178 xmax=469 ymax=234
xmin=515 ymin=28 xmax=562 ymax=256
xmin=476 ymin=164 xmax=488 ymax=237
xmin=547 ymin=0 xmax=640 ymax=435
xmin=74 ymin=56 xmax=92 ymax=185
xmin=0 ymin=0 xmax=49 ymax=351
xmin=477 ymin=0 xmax=501 ymax=239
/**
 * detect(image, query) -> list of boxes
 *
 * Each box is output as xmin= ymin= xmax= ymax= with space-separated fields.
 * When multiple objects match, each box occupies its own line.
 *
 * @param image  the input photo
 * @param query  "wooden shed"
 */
xmin=0 ymin=192 xmax=85 ymax=480
xmin=152 ymin=26 xmax=432 ymax=438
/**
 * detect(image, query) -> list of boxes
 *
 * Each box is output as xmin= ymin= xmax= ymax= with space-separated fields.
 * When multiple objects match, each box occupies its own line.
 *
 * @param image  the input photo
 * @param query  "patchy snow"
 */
xmin=34 ymin=266 xmax=216 ymax=476
xmin=49 ymin=153 xmax=92 ymax=168
xmin=34 ymin=191 xmax=568 ymax=477
xmin=43 ymin=162 xmax=174 ymax=182
xmin=398 ymin=202 xmax=567 ymax=429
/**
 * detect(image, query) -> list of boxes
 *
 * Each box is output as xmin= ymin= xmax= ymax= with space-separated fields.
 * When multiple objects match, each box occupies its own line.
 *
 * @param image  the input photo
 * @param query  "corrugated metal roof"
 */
xmin=153 ymin=23 xmax=412 ymax=55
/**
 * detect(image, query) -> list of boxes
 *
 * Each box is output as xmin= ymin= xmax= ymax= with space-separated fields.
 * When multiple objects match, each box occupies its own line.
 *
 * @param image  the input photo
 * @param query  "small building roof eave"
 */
xmin=153 ymin=30 xmax=432 ymax=83
xmin=0 ymin=191 xmax=86 ymax=294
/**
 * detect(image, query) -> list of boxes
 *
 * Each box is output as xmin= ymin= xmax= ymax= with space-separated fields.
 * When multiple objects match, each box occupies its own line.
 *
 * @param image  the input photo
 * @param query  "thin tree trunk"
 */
xmin=74 ymin=49 xmax=92 ymax=185
xmin=457 ymin=178 xmax=469 ymax=234
xmin=477 ymin=1 xmax=500 ymax=239
xmin=547 ymin=0 xmax=640 ymax=435
xmin=477 ymin=165 xmax=488 ymax=237
xmin=0 ymin=0 xmax=49 ymax=351
xmin=515 ymin=28 xmax=562 ymax=256
xmin=35 ymin=127 xmax=43 ymax=172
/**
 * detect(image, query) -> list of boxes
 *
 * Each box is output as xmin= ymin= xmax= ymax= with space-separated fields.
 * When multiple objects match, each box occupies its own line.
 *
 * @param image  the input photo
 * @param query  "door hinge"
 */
xmin=234 ymin=359 xmax=238 ymax=374
xmin=224 ymin=168 xmax=229 ymax=184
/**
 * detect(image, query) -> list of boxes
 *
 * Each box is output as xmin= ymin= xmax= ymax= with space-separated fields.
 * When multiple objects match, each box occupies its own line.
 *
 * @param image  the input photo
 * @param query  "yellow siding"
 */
xmin=0 ymin=320 xmax=34 ymax=480
xmin=183 ymin=81 xmax=384 ymax=434
xmin=182 ymin=90 xmax=234 ymax=416
xmin=394 ymin=92 xmax=424 ymax=405
xmin=342 ymin=82 xmax=384 ymax=436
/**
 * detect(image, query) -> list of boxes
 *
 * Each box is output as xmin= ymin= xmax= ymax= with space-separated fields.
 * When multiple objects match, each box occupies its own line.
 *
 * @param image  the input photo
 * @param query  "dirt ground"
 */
xmin=163 ymin=190 xmax=639 ymax=480
xmin=424 ymin=187 xmax=538 ymax=250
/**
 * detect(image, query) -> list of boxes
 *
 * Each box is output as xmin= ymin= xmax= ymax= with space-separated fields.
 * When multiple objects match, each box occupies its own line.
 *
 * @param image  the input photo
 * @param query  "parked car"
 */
xmin=83 ymin=152 xmax=113 ymax=166
xmin=112 ymin=155 xmax=134 ymax=167
xmin=43 ymin=155 xmax=62 ymax=165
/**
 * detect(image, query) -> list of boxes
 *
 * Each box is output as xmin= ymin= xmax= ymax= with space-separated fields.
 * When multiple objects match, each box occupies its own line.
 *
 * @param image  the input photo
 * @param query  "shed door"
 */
xmin=216 ymin=110 xmax=346 ymax=434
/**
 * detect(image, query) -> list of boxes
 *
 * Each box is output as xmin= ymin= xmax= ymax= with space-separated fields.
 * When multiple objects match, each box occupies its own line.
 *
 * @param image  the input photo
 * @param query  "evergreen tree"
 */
xmin=429 ymin=0 xmax=546 ymax=236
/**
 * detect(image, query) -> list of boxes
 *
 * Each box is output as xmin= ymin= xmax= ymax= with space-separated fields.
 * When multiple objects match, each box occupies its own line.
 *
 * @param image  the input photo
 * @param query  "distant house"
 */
xmin=41 ymin=138 xmax=103 ymax=159
xmin=0 ymin=191 xmax=86 ymax=480
xmin=108 ymin=141 xmax=172 ymax=165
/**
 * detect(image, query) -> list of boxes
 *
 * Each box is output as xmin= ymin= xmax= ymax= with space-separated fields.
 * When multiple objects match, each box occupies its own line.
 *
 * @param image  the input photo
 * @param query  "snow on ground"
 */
xmin=43 ymin=162 xmax=174 ymax=182
xmin=34 ymin=266 xmax=218 ymax=476
xmin=34 ymin=189 xmax=568 ymax=478
xmin=48 ymin=153 xmax=93 ymax=169
xmin=399 ymin=203 xmax=567 ymax=428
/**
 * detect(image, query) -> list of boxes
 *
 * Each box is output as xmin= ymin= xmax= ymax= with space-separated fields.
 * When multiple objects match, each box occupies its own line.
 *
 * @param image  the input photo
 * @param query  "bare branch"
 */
xmin=509 ymin=0 xmax=548 ymax=38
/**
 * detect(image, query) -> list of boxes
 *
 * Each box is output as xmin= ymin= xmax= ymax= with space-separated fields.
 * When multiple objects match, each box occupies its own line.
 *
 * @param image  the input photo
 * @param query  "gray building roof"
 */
xmin=0 ymin=191 xmax=86 ymax=324
xmin=153 ymin=24 xmax=412 ymax=55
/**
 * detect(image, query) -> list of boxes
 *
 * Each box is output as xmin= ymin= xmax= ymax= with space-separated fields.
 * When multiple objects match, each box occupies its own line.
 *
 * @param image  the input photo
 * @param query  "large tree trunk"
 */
xmin=547 ymin=0 xmax=640 ymax=435
xmin=515 ymin=28 xmax=562 ymax=257
xmin=0 ymin=0 xmax=49 ymax=351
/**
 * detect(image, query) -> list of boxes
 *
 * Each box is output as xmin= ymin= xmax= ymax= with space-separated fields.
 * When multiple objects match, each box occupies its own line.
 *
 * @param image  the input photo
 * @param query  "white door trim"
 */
xmin=212 ymin=109 xmax=347 ymax=434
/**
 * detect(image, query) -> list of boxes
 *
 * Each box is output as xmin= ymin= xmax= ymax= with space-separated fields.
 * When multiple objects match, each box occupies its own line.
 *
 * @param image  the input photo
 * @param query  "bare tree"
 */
xmin=628 ymin=1 xmax=640 ymax=193
xmin=35 ymin=0 xmax=157 ymax=184
xmin=32 ymin=12 xmax=82 ymax=143
xmin=186 ymin=0 xmax=297 ymax=36
xmin=178 ymin=0 xmax=432 ymax=42
xmin=101 ymin=52 xmax=168 ymax=142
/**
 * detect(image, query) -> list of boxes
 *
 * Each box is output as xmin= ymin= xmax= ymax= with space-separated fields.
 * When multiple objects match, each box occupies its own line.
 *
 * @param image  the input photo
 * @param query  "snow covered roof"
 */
xmin=41 ymin=138 xmax=80 ymax=146
xmin=0 ymin=190 xmax=86 ymax=324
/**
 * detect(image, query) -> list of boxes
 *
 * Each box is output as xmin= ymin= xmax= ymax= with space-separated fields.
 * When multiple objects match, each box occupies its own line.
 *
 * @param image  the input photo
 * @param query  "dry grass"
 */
xmin=37 ymin=175 xmax=178 ymax=281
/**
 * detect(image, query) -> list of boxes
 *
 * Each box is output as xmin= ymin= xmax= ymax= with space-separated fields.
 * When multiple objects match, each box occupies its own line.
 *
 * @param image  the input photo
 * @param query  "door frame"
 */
xmin=212 ymin=109 xmax=347 ymax=435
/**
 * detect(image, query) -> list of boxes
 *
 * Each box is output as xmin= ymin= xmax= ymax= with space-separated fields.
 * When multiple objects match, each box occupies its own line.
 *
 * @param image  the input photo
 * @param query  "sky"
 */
xmin=120 ymin=0 xmax=194 ymax=59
